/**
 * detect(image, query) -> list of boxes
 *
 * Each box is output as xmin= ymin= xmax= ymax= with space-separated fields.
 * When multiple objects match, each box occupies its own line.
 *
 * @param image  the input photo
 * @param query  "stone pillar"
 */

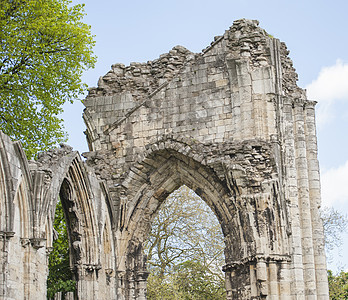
xmin=268 ymin=262 xmax=279 ymax=299
xmin=304 ymin=102 xmax=329 ymax=299
xmin=223 ymin=263 xmax=252 ymax=299
xmin=128 ymin=273 xmax=136 ymax=300
xmin=293 ymin=100 xmax=317 ymax=299
xmin=282 ymin=98 xmax=306 ymax=297
xmin=116 ymin=271 xmax=126 ymax=300
xmin=135 ymin=271 xmax=149 ymax=300
xmin=0 ymin=232 xmax=13 ymax=299
xmin=117 ymin=269 xmax=140 ymax=300
xmin=279 ymin=261 xmax=292 ymax=300
xmin=224 ymin=270 xmax=233 ymax=300
xmin=76 ymin=265 xmax=101 ymax=300
xmin=256 ymin=260 xmax=268 ymax=297
xmin=20 ymin=239 xmax=48 ymax=300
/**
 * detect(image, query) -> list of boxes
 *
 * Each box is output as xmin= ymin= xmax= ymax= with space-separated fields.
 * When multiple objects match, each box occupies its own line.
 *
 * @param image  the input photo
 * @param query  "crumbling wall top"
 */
xmin=87 ymin=19 xmax=306 ymax=103
xmin=87 ymin=45 xmax=195 ymax=100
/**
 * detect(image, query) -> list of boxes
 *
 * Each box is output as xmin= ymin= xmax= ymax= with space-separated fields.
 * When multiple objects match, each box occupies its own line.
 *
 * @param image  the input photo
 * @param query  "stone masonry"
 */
xmin=0 ymin=19 xmax=329 ymax=299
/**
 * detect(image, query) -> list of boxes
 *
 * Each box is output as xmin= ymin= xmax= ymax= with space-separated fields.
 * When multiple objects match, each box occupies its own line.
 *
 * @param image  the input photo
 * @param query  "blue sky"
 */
xmin=64 ymin=0 xmax=348 ymax=272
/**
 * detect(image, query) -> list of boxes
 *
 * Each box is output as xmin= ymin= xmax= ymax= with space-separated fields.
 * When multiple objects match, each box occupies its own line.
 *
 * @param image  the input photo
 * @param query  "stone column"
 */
xmin=256 ymin=260 xmax=268 ymax=297
xmin=135 ymin=271 xmax=149 ymax=300
xmin=20 ymin=239 xmax=48 ymax=300
xmin=268 ymin=262 xmax=279 ymax=299
xmin=304 ymin=102 xmax=329 ymax=299
xmin=0 ymin=232 xmax=11 ymax=299
xmin=128 ymin=273 xmax=136 ymax=300
xmin=223 ymin=262 xmax=253 ymax=299
xmin=224 ymin=270 xmax=233 ymax=300
xmin=293 ymin=100 xmax=317 ymax=299
xmin=116 ymin=270 xmax=126 ymax=300
xmin=279 ymin=261 xmax=292 ymax=300
xmin=282 ymin=98 xmax=306 ymax=297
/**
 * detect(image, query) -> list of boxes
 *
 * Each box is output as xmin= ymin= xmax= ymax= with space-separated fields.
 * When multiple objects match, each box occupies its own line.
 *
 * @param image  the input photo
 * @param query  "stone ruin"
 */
xmin=0 ymin=19 xmax=329 ymax=299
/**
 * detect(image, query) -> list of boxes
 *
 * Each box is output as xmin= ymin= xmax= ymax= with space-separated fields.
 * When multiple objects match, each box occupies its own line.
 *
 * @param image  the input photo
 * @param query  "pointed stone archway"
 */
xmin=110 ymin=142 xmax=292 ymax=299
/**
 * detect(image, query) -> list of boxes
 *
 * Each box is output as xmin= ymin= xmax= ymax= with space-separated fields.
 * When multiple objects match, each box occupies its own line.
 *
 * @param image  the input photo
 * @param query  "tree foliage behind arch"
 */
xmin=47 ymin=200 xmax=75 ymax=299
xmin=144 ymin=186 xmax=226 ymax=299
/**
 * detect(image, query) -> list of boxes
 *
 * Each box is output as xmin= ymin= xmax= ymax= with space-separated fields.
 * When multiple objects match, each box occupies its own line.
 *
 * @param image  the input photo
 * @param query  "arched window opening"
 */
xmin=47 ymin=198 xmax=76 ymax=299
xmin=144 ymin=185 xmax=226 ymax=300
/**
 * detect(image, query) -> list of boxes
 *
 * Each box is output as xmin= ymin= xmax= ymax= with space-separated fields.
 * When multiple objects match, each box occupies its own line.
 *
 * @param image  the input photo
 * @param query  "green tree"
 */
xmin=174 ymin=260 xmax=226 ymax=300
xmin=47 ymin=200 xmax=75 ymax=299
xmin=328 ymin=270 xmax=348 ymax=299
xmin=0 ymin=0 xmax=96 ymax=158
xmin=144 ymin=186 xmax=226 ymax=300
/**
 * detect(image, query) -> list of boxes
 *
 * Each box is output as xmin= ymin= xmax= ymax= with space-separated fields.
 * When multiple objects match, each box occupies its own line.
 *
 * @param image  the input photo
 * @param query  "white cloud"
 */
xmin=321 ymin=160 xmax=348 ymax=207
xmin=306 ymin=60 xmax=348 ymax=127
xmin=306 ymin=60 xmax=348 ymax=102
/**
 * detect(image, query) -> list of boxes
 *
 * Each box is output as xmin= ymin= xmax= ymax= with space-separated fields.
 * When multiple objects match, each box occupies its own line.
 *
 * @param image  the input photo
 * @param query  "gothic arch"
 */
xmin=60 ymin=163 xmax=99 ymax=267
xmin=115 ymin=139 xmax=291 ymax=298
xmin=25 ymin=146 xmax=117 ymax=299
xmin=40 ymin=152 xmax=99 ymax=257
xmin=117 ymin=149 xmax=232 ymax=250
xmin=43 ymin=153 xmax=102 ymax=297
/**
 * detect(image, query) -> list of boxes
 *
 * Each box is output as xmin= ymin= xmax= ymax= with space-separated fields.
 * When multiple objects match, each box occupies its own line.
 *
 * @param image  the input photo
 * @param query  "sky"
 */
xmin=64 ymin=0 xmax=348 ymax=273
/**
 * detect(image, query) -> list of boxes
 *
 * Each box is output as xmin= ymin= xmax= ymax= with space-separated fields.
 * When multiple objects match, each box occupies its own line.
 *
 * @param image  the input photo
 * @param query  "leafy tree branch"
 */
xmin=0 ymin=0 xmax=96 ymax=158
